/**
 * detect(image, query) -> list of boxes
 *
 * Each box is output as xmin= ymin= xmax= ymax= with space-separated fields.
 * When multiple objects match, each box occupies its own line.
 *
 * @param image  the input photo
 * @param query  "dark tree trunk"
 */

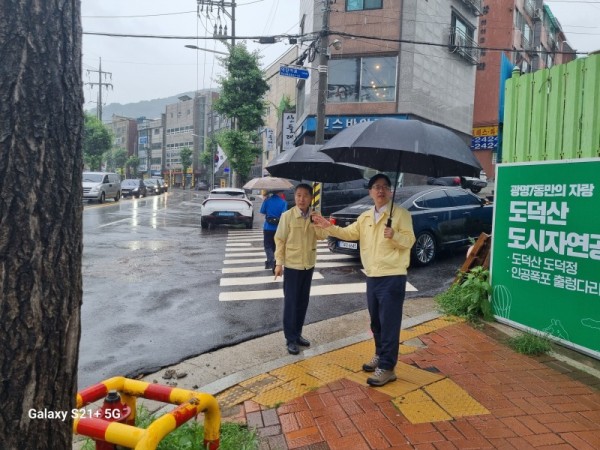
xmin=0 ymin=0 xmax=83 ymax=447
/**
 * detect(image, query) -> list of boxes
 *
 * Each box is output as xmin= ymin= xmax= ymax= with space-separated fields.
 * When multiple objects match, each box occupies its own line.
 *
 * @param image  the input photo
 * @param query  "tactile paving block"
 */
xmin=307 ymin=364 xmax=353 ymax=383
xmin=395 ymin=362 xmax=444 ymax=386
xmin=400 ymin=317 xmax=463 ymax=341
xmin=424 ymin=378 xmax=490 ymax=418
xmin=392 ymin=389 xmax=452 ymax=424
xmin=252 ymin=386 xmax=303 ymax=408
xmin=240 ymin=373 xmax=284 ymax=393
xmin=269 ymin=363 xmax=309 ymax=382
xmin=281 ymin=373 xmax=322 ymax=394
xmin=216 ymin=385 xmax=256 ymax=409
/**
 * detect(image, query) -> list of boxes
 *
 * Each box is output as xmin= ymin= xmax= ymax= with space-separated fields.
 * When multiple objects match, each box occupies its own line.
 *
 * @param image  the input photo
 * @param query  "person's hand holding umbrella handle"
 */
xmin=384 ymin=222 xmax=395 ymax=239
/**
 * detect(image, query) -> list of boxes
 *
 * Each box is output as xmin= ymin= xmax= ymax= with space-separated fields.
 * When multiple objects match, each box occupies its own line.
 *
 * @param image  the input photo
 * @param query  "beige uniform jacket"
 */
xmin=326 ymin=202 xmax=415 ymax=277
xmin=275 ymin=207 xmax=328 ymax=270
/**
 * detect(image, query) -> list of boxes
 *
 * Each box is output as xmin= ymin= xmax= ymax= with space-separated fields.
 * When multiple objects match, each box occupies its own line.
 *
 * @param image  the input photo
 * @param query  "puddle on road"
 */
xmin=115 ymin=240 xmax=175 ymax=251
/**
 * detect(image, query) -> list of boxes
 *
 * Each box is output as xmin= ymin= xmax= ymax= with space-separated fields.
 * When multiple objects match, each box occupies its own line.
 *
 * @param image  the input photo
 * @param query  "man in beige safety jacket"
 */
xmin=312 ymin=174 xmax=415 ymax=386
xmin=274 ymin=183 xmax=328 ymax=355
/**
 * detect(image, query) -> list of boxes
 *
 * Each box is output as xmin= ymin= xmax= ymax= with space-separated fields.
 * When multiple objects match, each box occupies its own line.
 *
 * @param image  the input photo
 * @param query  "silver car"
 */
xmin=82 ymin=172 xmax=121 ymax=203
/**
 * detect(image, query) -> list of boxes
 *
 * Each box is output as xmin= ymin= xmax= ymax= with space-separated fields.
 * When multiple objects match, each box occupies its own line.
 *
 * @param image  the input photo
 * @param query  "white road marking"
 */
xmin=225 ymin=243 xmax=252 ymax=247
xmin=97 ymin=218 xmax=132 ymax=228
xmin=220 ymin=272 xmax=324 ymax=286
xmin=219 ymin=282 xmax=367 ymax=301
xmin=224 ymin=254 xmax=355 ymax=265
xmin=225 ymin=248 xmax=331 ymax=257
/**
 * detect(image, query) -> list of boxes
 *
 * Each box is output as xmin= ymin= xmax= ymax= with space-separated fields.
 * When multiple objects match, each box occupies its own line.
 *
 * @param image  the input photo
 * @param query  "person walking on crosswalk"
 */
xmin=260 ymin=191 xmax=287 ymax=270
xmin=312 ymin=174 xmax=415 ymax=387
xmin=274 ymin=184 xmax=328 ymax=355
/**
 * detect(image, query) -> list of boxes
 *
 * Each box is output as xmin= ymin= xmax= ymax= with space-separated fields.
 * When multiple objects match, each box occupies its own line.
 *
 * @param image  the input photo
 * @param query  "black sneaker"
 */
xmin=297 ymin=336 xmax=311 ymax=347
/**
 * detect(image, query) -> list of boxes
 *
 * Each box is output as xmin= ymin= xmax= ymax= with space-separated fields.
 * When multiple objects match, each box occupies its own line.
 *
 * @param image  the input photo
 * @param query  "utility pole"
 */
xmin=197 ymin=0 xmax=236 ymax=47
xmin=315 ymin=1 xmax=331 ymax=145
xmin=86 ymin=58 xmax=113 ymax=122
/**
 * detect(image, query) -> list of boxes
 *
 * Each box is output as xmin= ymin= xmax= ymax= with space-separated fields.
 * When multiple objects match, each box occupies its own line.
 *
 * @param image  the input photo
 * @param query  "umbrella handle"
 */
xmin=386 ymin=218 xmax=392 ymax=228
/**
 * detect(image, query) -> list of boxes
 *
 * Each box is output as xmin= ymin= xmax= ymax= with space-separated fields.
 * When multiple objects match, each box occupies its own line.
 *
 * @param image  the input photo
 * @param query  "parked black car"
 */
xmin=144 ymin=179 xmax=162 ymax=195
xmin=427 ymin=176 xmax=487 ymax=194
xmin=120 ymin=179 xmax=147 ymax=198
xmin=327 ymin=185 xmax=493 ymax=266
xmin=284 ymin=178 xmax=370 ymax=217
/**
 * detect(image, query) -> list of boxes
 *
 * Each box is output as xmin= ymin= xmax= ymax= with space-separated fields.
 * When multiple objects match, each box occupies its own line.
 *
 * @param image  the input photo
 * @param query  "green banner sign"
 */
xmin=491 ymin=159 xmax=600 ymax=358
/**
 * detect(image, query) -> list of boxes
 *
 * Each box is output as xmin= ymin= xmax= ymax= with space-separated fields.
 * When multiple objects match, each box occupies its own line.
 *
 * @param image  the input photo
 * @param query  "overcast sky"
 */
xmin=81 ymin=0 xmax=600 ymax=107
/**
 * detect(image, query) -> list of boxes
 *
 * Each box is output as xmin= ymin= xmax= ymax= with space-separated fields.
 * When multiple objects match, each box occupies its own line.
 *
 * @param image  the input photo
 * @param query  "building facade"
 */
xmin=293 ymin=0 xmax=480 ymax=153
xmin=472 ymin=0 xmax=575 ymax=179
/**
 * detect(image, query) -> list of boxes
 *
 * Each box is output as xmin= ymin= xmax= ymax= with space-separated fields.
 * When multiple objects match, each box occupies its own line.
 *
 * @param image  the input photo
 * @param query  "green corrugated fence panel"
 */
xmin=503 ymin=70 xmax=520 ymax=163
xmin=504 ymin=55 xmax=600 ymax=163
xmin=515 ymin=69 xmax=533 ymax=162
xmin=545 ymin=63 xmax=566 ymax=161
xmin=530 ymin=69 xmax=549 ymax=161
xmin=562 ymin=58 xmax=585 ymax=159
xmin=580 ymin=54 xmax=600 ymax=158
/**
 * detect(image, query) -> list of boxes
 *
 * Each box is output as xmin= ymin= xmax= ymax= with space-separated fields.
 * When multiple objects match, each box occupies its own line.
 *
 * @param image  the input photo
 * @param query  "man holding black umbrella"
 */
xmin=312 ymin=174 xmax=415 ymax=387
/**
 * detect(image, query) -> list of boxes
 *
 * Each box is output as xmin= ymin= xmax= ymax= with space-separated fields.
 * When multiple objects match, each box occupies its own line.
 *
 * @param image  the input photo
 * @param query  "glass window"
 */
xmin=360 ymin=57 xmax=396 ymax=102
xmin=446 ymin=189 xmax=481 ymax=207
xmin=414 ymin=190 xmax=450 ymax=209
xmin=328 ymin=59 xmax=359 ymax=103
xmin=328 ymin=56 xmax=396 ymax=103
xmin=347 ymin=0 xmax=382 ymax=11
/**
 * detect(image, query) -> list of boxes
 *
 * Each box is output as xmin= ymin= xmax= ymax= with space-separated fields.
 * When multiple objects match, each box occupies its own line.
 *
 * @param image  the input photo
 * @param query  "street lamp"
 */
xmin=184 ymin=44 xmax=228 ymax=55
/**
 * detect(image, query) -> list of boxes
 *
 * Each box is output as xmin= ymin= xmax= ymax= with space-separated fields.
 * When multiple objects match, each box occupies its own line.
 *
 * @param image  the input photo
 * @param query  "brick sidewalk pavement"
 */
xmin=226 ymin=322 xmax=600 ymax=449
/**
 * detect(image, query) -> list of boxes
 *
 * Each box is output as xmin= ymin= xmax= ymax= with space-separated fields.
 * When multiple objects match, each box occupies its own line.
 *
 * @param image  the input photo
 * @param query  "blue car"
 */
xmin=327 ymin=185 xmax=493 ymax=266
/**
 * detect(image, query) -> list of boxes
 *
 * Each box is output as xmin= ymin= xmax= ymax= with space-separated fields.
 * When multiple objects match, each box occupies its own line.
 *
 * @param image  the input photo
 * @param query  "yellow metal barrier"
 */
xmin=74 ymin=376 xmax=220 ymax=449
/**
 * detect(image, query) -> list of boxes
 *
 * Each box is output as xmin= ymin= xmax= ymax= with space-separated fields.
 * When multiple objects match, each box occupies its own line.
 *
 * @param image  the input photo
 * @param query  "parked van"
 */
xmin=82 ymin=172 xmax=121 ymax=203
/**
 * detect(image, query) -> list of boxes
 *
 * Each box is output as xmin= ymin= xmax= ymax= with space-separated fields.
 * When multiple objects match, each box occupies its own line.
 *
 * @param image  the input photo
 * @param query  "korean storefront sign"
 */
xmin=282 ymin=113 xmax=296 ymax=152
xmin=491 ymin=159 xmax=600 ymax=358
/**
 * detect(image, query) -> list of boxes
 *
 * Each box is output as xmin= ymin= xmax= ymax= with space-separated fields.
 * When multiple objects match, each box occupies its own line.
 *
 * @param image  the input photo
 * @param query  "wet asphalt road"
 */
xmin=78 ymin=189 xmax=464 ymax=388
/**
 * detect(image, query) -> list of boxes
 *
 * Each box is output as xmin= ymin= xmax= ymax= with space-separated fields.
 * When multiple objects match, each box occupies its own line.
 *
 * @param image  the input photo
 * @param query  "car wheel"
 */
xmin=99 ymin=192 xmax=105 ymax=204
xmin=470 ymin=186 xmax=481 ymax=194
xmin=412 ymin=231 xmax=437 ymax=266
xmin=135 ymin=194 xmax=140 ymax=198
xmin=200 ymin=219 xmax=208 ymax=229
xmin=115 ymin=191 xmax=120 ymax=202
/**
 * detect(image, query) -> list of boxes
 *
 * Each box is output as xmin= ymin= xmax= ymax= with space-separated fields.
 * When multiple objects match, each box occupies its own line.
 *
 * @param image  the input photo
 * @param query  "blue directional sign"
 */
xmin=279 ymin=66 xmax=310 ymax=79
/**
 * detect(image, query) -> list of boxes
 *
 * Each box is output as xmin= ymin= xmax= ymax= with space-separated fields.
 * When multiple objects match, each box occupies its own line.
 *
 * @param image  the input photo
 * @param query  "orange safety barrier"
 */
xmin=74 ymin=376 xmax=220 ymax=450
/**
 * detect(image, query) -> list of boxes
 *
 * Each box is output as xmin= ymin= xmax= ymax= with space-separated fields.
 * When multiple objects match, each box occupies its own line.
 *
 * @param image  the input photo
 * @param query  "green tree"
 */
xmin=126 ymin=155 xmax=140 ymax=178
xmin=180 ymin=146 xmax=193 ymax=189
xmin=83 ymin=113 xmax=112 ymax=170
xmin=213 ymin=43 xmax=269 ymax=186
xmin=0 ymin=1 xmax=83 ymax=445
xmin=106 ymin=147 xmax=128 ymax=174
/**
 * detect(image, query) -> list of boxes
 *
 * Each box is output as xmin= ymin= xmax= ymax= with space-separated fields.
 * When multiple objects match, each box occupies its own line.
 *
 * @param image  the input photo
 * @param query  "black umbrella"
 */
xmin=265 ymin=144 xmax=364 ymax=183
xmin=320 ymin=119 xmax=482 ymax=226
xmin=319 ymin=118 xmax=482 ymax=178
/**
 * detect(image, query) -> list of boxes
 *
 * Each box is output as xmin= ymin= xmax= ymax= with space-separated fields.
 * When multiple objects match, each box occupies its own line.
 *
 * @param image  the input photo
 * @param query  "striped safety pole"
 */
xmin=311 ymin=182 xmax=322 ymax=214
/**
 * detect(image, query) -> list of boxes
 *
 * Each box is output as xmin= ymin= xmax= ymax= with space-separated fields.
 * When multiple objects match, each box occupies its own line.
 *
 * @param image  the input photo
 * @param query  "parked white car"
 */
xmin=82 ymin=172 xmax=121 ymax=203
xmin=200 ymin=188 xmax=255 ymax=229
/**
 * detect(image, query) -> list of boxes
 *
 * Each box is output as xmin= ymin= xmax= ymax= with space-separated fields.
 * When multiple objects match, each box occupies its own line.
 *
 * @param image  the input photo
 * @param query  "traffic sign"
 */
xmin=279 ymin=66 xmax=309 ymax=79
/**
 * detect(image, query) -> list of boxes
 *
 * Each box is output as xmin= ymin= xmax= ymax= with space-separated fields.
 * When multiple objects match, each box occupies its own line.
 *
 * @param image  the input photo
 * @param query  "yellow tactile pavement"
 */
xmin=216 ymin=316 xmax=490 ymax=424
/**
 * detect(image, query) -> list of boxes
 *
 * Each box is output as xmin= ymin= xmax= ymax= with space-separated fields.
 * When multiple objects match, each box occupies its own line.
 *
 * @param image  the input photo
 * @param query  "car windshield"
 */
xmin=121 ymin=180 xmax=139 ymax=187
xmin=143 ymin=180 xmax=156 ymax=186
xmin=82 ymin=173 xmax=103 ymax=182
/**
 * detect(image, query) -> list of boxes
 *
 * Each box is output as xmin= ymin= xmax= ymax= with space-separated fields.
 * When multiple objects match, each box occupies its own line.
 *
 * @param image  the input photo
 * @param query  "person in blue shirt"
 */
xmin=260 ymin=191 xmax=288 ymax=270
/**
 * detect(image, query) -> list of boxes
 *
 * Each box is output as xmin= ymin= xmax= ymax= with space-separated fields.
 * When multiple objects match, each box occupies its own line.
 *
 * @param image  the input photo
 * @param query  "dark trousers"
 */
xmin=282 ymin=267 xmax=314 ymax=344
xmin=366 ymin=275 xmax=407 ymax=371
xmin=263 ymin=230 xmax=276 ymax=267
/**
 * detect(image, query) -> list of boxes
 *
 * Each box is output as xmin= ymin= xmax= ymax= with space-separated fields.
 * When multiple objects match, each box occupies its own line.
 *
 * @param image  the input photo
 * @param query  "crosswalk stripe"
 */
xmin=224 ymin=254 xmax=355 ymax=264
xmin=220 ymin=272 xmax=324 ymax=286
xmin=226 ymin=243 xmax=252 ymax=247
xmin=219 ymin=282 xmax=367 ymax=301
xmin=225 ymin=248 xmax=332 ymax=257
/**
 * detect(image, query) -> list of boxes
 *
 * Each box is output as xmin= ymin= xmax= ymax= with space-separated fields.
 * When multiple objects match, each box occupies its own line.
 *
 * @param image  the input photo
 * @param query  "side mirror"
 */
xmin=249 ymin=196 xmax=256 ymax=201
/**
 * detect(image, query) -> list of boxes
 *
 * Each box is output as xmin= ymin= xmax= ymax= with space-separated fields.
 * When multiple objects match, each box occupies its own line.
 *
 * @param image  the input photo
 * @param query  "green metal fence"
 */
xmin=503 ymin=54 xmax=600 ymax=162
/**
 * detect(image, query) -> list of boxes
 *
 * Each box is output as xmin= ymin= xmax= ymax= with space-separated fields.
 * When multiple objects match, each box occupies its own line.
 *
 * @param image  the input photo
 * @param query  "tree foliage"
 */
xmin=216 ymin=130 xmax=261 ymax=181
xmin=213 ymin=43 xmax=269 ymax=133
xmin=126 ymin=155 xmax=140 ymax=178
xmin=83 ymin=113 xmax=112 ymax=171
xmin=106 ymin=147 xmax=128 ymax=174
xmin=0 ymin=1 xmax=83 ymax=445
